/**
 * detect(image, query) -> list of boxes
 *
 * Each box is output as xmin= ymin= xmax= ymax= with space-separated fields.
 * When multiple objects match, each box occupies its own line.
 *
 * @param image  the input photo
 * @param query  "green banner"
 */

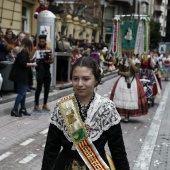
xmin=121 ymin=21 xmax=139 ymax=52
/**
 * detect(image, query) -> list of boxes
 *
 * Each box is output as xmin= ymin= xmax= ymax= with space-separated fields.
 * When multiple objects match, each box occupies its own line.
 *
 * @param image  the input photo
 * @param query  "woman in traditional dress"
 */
xmin=162 ymin=54 xmax=170 ymax=81
xmin=41 ymin=57 xmax=130 ymax=170
xmin=110 ymin=53 xmax=148 ymax=122
xmin=140 ymin=51 xmax=161 ymax=99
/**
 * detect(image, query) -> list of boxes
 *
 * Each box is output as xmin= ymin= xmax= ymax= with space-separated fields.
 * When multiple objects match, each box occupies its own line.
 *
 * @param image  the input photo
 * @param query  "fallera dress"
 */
xmin=41 ymin=93 xmax=130 ymax=170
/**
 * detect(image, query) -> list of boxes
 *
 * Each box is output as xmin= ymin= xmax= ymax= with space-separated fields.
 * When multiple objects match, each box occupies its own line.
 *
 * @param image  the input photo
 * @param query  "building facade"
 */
xmin=152 ymin=0 xmax=168 ymax=38
xmin=0 ymin=0 xmax=169 ymax=42
xmin=0 ymin=0 xmax=39 ymax=35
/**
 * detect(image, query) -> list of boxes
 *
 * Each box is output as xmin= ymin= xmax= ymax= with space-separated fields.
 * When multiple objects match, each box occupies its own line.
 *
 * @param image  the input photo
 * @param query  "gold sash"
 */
xmin=58 ymin=95 xmax=111 ymax=170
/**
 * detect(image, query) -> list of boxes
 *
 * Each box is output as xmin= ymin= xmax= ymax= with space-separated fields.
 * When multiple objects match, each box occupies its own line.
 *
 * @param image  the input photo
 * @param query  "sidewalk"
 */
xmin=0 ymin=70 xmax=118 ymax=116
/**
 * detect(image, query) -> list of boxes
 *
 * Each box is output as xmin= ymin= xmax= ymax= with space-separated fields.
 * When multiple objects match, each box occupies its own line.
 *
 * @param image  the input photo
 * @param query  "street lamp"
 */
xmin=100 ymin=0 xmax=107 ymax=43
xmin=100 ymin=0 xmax=104 ymax=43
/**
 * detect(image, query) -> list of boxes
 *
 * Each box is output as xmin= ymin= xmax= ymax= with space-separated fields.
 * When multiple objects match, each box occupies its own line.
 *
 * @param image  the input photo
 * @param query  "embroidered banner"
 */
xmin=121 ymin=20 xmax=139 ymax=52
xmin=112 ymin=20 xmax=118 ymax=54
xmin=134 ymin=20 xmax=144 ymax=55
xmin=112 ymin=15 xmax=150 ymax=56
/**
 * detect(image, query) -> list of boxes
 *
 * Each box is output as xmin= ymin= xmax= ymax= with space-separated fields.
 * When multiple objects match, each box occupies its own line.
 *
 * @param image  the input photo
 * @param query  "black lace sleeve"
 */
xmin=107 ymin=123 xmax=130 ymax=170
xmin=41 ymin=123 xmax=62 ymax=170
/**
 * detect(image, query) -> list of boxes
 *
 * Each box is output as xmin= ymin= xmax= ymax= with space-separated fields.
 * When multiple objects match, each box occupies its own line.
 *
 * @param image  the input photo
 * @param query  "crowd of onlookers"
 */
xmin=56 ymin=34 xmax=116 ymax=73
xmin=0 ymin=28 xmax=36 ymax=93
xmin=0 ymin=28 xmax=36 ymax=62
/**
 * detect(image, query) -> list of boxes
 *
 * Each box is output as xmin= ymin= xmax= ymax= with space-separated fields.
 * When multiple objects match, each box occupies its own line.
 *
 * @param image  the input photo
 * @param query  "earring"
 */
xmin=95 ymin=87 xmax=98 ymax=91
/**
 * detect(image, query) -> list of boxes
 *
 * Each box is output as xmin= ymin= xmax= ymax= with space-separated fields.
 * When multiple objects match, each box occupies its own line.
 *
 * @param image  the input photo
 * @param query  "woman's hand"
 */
xmin=124 ymin=71 xmax=130 ymax=77
xmin=31 ymin=62 xmax=37 ymax=67
xmin=27 ymin=62 xmax=37 ymax=67
xmin=128 ymin=58 xmax=133 ymax=65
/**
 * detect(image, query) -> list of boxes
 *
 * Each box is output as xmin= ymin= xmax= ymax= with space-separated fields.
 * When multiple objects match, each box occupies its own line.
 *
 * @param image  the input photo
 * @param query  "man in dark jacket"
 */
xmin=0 ymin=31 xmax=9 ymax=61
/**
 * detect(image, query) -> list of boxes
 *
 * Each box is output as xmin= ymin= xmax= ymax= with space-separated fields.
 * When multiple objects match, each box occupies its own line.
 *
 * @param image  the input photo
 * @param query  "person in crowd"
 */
xmin=31 ymin=34 xmax=54 ymax=112
xmin=79 ymin=39 xmax=88 ymax=50
xmin=56 ymin=35 xmax=72 ymax=82
xmin=58 ymin=35 xmax=73 ymax=52
xmin=68 ymin=34 xmax=75 ymax=46
xmin=3 ymin=28 xmax=15 ymax=61
xmin=34 ymin=0 xmax=48 ymax=19
xmin=100 ymin=47 xmax=113 ymax=72
xmin=162 ymin=54 xmax=170 ymax=81
xmin=55 ymin=35 xmax=60 ymax=52
xmin=90 ymin=48 xmax=100 ymax=65
xmin=0 ymin=29 xmax=4 ymax=38
xmin=30 ymin=34 xmax=36 ymax=47
xmin=41 ymin=56 xmax=130 ymax=170
xmin=110 ymin=53 xmax=148 ymax=122
xmin=82 ymin=48 xmax=91 ymax=57
xmin=0 ymin=30 xmax=9 ymax=61
xmin=14 ymin=32 xmax=26 ymax=48
xmin=9 ymin=37 xmax=37 ymax=117
xmin=13 ymin=32 xmax=34 ymax=91
xmin=71 ymin=48 xmax=82 ymax=64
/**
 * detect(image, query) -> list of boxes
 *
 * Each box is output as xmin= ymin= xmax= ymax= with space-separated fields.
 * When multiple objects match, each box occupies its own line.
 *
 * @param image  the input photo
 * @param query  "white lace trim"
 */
xmin=50 ymin=93 xmax=121 ymax=142
xmin=120 ymin=58 xmax=141 ymax=67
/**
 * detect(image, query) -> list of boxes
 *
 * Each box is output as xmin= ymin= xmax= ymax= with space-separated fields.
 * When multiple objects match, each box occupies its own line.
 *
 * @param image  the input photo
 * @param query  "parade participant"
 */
xmin=31 ymin=34 xmax=54 ymax=111
xmin=110 ymin=53 xmax=148 ymax=122
xmin=152 ymin=52 xmax=162 ymax=90
xmin=9 ymin=38 xmax=37 ymax=117
xmin=41 ymin=57 xmax=130 ymax=170
xmin=140 ymin=51 xmax=161 ymax=99
xmin=34 ymin=0 xmax=48 ymax=19
xmin=162 ymin=54 xmax=170 ymax=81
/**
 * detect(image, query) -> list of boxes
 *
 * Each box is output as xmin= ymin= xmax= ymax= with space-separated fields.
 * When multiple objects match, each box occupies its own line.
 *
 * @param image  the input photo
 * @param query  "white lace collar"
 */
xmin=120 ymin=57 xmax=141 ymax=67
xmin=50 ymin=93 xmax=121 ymax=142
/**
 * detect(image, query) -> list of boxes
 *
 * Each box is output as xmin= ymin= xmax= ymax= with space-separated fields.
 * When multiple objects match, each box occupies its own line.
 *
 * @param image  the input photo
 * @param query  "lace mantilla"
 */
xmin=50 ymin=93 xmax=121 ymax=142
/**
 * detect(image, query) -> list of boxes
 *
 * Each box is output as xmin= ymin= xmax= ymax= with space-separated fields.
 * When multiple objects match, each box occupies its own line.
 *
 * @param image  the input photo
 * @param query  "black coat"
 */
xmin=41 ymin=123 xmax=130 ymax=170
xmin=9 ymin=49 xmax=30 ymax=84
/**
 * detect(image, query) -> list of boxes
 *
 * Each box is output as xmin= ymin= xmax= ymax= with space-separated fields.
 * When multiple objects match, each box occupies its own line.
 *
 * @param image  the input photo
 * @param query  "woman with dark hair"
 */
xmin=3 ymin=29 xmax=15 ymax=61
xmin=9 ymin=37 xmax=37 ymax=117
xmin=41 ymin=57 xmax=130 ymax=170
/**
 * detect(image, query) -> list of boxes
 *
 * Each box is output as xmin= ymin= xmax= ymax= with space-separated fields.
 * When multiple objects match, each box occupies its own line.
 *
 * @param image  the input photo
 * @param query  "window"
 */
xmin=22 ymin=3 xmax=31 ymax=32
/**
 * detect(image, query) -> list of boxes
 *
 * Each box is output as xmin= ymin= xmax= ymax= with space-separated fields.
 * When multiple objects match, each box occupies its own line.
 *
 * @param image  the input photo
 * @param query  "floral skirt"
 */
xmin=110 ymin=76 xmax=148 ymax=117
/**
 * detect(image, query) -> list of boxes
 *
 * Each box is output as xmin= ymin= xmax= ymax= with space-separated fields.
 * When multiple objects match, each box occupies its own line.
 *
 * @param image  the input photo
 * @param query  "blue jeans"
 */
xmin=13 ymin=82 xmax=28 ymax=110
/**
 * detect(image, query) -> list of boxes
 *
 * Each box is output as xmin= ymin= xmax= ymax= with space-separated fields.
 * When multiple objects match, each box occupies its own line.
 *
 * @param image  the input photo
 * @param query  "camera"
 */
xmin=44 ymin=51 xmax=51 ymax=60
xmin=38 ymin=50 xmax=51 ymax=60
